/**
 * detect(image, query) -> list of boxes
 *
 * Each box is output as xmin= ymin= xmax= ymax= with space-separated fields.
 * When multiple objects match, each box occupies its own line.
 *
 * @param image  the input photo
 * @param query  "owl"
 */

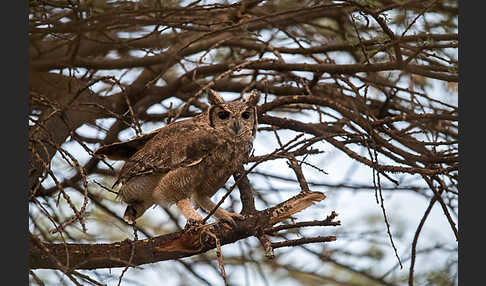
xmin=95 ymin=89 xmax=260 ymax=226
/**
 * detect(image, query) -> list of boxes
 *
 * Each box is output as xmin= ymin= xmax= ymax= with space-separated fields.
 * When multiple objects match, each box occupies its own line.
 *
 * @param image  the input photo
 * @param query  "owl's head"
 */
xmin=206 ymin=89 xmax=260 ymax=140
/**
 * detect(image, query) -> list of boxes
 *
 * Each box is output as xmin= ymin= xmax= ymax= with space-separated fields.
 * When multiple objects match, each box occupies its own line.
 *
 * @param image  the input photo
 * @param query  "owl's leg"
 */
xmin=176 ymin=198 xmax=204 ymax=222
xmin=176 ymin=198 xmax=206 ymax=233
xmin=194 ymin=194 xmax=244 ymax=226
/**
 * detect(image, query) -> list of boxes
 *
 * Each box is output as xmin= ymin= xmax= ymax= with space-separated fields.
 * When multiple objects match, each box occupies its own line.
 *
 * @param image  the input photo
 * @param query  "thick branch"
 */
xmin=29 ymin=191 xmax=327 ymax=270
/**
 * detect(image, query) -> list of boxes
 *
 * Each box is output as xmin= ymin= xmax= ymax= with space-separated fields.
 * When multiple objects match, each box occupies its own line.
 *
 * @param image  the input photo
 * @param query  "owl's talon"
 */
xmin=185 ymin=218 xmax=204 ymax=227
xmin=233 ymin=213 xmax=245 ymax=220
xmin=184 ymin=219 xmax=206 ymax=234
xmin=218 ymin=212 xmax=245 ymax=228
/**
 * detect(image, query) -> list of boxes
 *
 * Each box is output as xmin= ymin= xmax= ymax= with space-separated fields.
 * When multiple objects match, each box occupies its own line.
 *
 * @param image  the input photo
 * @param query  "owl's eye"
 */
xmin=217 ymin=111 xmax=230 ymax=120
xmin=241 ymin=111 xmax=250 ymax=119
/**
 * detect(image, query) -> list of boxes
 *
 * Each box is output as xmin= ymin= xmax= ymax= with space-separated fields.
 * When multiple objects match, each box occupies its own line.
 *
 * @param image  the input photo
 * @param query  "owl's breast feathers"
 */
xmin=114 ymin=118 xmax=252 ymax=187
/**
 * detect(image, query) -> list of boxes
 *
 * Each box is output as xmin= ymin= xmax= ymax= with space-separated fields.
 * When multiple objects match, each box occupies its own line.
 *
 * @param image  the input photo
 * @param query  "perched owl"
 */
xmin=95 ymin=89 xmax=260 ymax=226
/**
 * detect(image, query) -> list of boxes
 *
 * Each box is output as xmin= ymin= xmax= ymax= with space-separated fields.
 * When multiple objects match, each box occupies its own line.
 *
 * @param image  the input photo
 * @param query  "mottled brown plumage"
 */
xmin=95 ymin=90 xmax=260 ymax=225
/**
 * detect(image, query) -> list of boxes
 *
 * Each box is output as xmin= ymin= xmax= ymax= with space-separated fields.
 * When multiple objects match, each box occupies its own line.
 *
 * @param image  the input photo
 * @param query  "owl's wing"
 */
xmin=115 ymin=119 xmax=221 ymax=185
xmin=94 ymin=129 xmax=159 ymax=161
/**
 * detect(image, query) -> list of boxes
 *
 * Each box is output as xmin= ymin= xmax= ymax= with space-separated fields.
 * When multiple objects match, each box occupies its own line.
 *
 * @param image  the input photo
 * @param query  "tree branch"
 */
xmin=29 ymin=191 xmax=328 ymax=270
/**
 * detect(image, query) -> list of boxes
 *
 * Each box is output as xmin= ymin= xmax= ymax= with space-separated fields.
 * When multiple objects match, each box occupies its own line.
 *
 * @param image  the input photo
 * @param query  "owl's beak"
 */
xmin=231 ymin=120 xmax=240 ymax=135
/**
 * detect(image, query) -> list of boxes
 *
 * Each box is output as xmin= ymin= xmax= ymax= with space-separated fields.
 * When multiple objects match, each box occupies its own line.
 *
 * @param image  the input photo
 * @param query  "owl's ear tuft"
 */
xmin=206 ymin=89 xmax=224 ymax=105
xmin=244 ymin=89 xmax=260 ymax=107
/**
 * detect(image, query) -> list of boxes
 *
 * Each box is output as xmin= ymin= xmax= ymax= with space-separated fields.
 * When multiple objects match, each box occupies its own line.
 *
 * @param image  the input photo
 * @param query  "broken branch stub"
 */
xmin=266 ymin=191 xmax=326 ymax=225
